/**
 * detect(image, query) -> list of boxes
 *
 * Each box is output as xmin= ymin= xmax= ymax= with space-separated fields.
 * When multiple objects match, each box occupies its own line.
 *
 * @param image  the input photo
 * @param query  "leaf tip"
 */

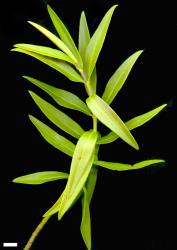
xmin=27 ymin=21 xmax=36 ymax=27
xmin=22 ymin=75 xmax=29 ymax=80
xmin=138 ymin=49 xmax=144 ymax=55
xmin=162 ymin=103 xmax=168 ymax=109
xmin=27 ymin=20 xmax=32 ymax=25
xmin=28 ymin=90 xmax=34 ymax=97
xmin=12 ymin=178 xmax=18 ymax=183
xmin=58 ymin=211 xmax=64 ymax=221
xmin=81 ymin=10 xmax=86 ymax=17
xmin=28 ymin=114 xmax=34 ymax=122
xmin=134 ymin=141 xmax=139 ymax=151
xmin=47 ymin=4 xmax=52 ymax=10
xmin=110 ymin=4 xmax=118 ymax=12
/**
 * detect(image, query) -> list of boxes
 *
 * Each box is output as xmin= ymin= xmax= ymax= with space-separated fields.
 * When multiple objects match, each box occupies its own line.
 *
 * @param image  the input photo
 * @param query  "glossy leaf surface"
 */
xmin=102 ymin=50 xmax=143 ymax=104
xmin=98 ymin=103 xmax=167 ymax=144
xmin=14 ymin=43 xmax=75 ymax=64
xmin=86 ymin=94 xmax=139 ymax=150
xmin=11 ymin=48 xmax=83 ymax=82
xmin=29 ymin=115 xmax=75 ymax=156
xmin=28 ymin=21 xmax=77 ymax=63
xmin=59 ymin=130 xmax=98 ymax=219
xmin=29 ymin=91 xmax=85 ymax=139
xmin=24 ymin=76 xmax=91 ymax=115
xmin=13 ymin=171 xmax=68 ymax=185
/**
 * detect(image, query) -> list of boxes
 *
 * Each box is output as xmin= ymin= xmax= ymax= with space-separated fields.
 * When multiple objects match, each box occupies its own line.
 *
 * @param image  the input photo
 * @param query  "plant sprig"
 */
xmin=12 ymin=4 xmax=167 ymax=250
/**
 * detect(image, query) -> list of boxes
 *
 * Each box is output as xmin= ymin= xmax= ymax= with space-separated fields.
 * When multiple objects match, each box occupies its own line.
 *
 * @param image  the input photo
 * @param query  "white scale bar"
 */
xmin=3 ymin=243 xmax=18 ymax=247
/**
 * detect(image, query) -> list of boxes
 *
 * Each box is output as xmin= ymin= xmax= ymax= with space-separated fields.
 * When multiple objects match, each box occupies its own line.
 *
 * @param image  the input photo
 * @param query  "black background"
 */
xmin=0 ymin=0 xmax=176 ymax=249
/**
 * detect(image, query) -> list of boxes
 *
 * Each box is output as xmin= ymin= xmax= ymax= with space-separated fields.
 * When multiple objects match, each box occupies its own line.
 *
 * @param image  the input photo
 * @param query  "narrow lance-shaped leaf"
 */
xmin=84 ymin=5 xmax=118 ymax=80
xmin=90 ymin=67 xmax=97 ymax=94
xmin=79 ymin=11 xmax=97 ymax=93
xmin=58 ymin=130 xmax=98 ymax=219
xmin=29 ymin=91 xmax=85 ymax=139
xmin=29 ymin=115 xmax=75 ymax=157
xmin=80 ymin=187 xmax=91 ymax=250
xmin=13 ymin=171 xmax=68 ymax=185
xmin=94 ymin=159 xmax=165 ymax=171
xmin=24 ymin=76 xmax=91 ymax=116
xmin=85 ymin=143 xmax=99 ymax=204
xmin=47 ymin=5 xmax=83 ymax=69
xmin=79 ymin=11 xmax=90 ymax=60
xmin=86 ymin=94 xmax=139 ymax=150
xmin=85 ymin=166 xmax=98 ymax=205
xmin=102 ymin=50 xmax=143 ymax=105
xmin=98 ymin=103 xmax=167 ymax=144
xmin=13 ymin=43 xmax=75 ymax=64
xmin=28 ymin=21 xmax=77 ymax=63
xmin=11 ymin=48 xmax=84 ymax=83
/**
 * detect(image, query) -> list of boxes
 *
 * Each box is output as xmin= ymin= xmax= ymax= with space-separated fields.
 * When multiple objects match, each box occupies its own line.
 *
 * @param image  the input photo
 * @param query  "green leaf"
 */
xmin=14 ymin=43 xmax=75 ymax=64
xmin=133 ymin=159 xmax=165 ymax=170
xmin=27 ymin=21 xmax=77 ymax=63
xmin=79 ymin=11 xmax=90 ymax=60
xmin=102 ymin=50 xmax=143 ymax=105
xmin=85 ymin=166 xmax=98 ymax=205
xmin=29 ymin=91 xmax=85 ymax=139
xmin=98 ymin=103 xmax=167 ymax=144
xmin=29 ymin=115 xmax=75 ymax=157
xmin=94 ymin=159 xmax=165 ymax=171
xmin=126 ymin=104 xmax=167 ymax=130
xmin=58 ymin=130 xmax=98 ymax=219
xmin=78 ymin=11 xmax=97 ymax=93
xmin=85 ymin=144 xmax=99 ymax=205
xmin=47 ymin=5 xmax=83 ymax=69
xmin=11 ymin=48 xmax=83 ymax=83
xmin=24 ymin=76 xmax=91 ymax=116
xmin=86 ymin=94 xmax=139 ymax=150
xmin=81 ymin=187 xmax=91 ymax=250
xmin=84 ymin=5 xmax=118 ymax=80
xmin=13 ymin=171 xmax=68 ymax=185
xmin=90 ymin=67 xmax=97 ymax=94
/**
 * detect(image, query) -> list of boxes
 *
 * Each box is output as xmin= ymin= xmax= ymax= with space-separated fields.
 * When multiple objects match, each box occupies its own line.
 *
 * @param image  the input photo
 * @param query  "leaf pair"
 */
xmin=27 ymin=88 xmax=86 ymax=157
xmin=29 ymin=115 xmax=75 ymax=157
xmin=11 ymin=47 xmax=83 ymax=83
xmin=29 ymin=91 xmax=84 ymax=139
